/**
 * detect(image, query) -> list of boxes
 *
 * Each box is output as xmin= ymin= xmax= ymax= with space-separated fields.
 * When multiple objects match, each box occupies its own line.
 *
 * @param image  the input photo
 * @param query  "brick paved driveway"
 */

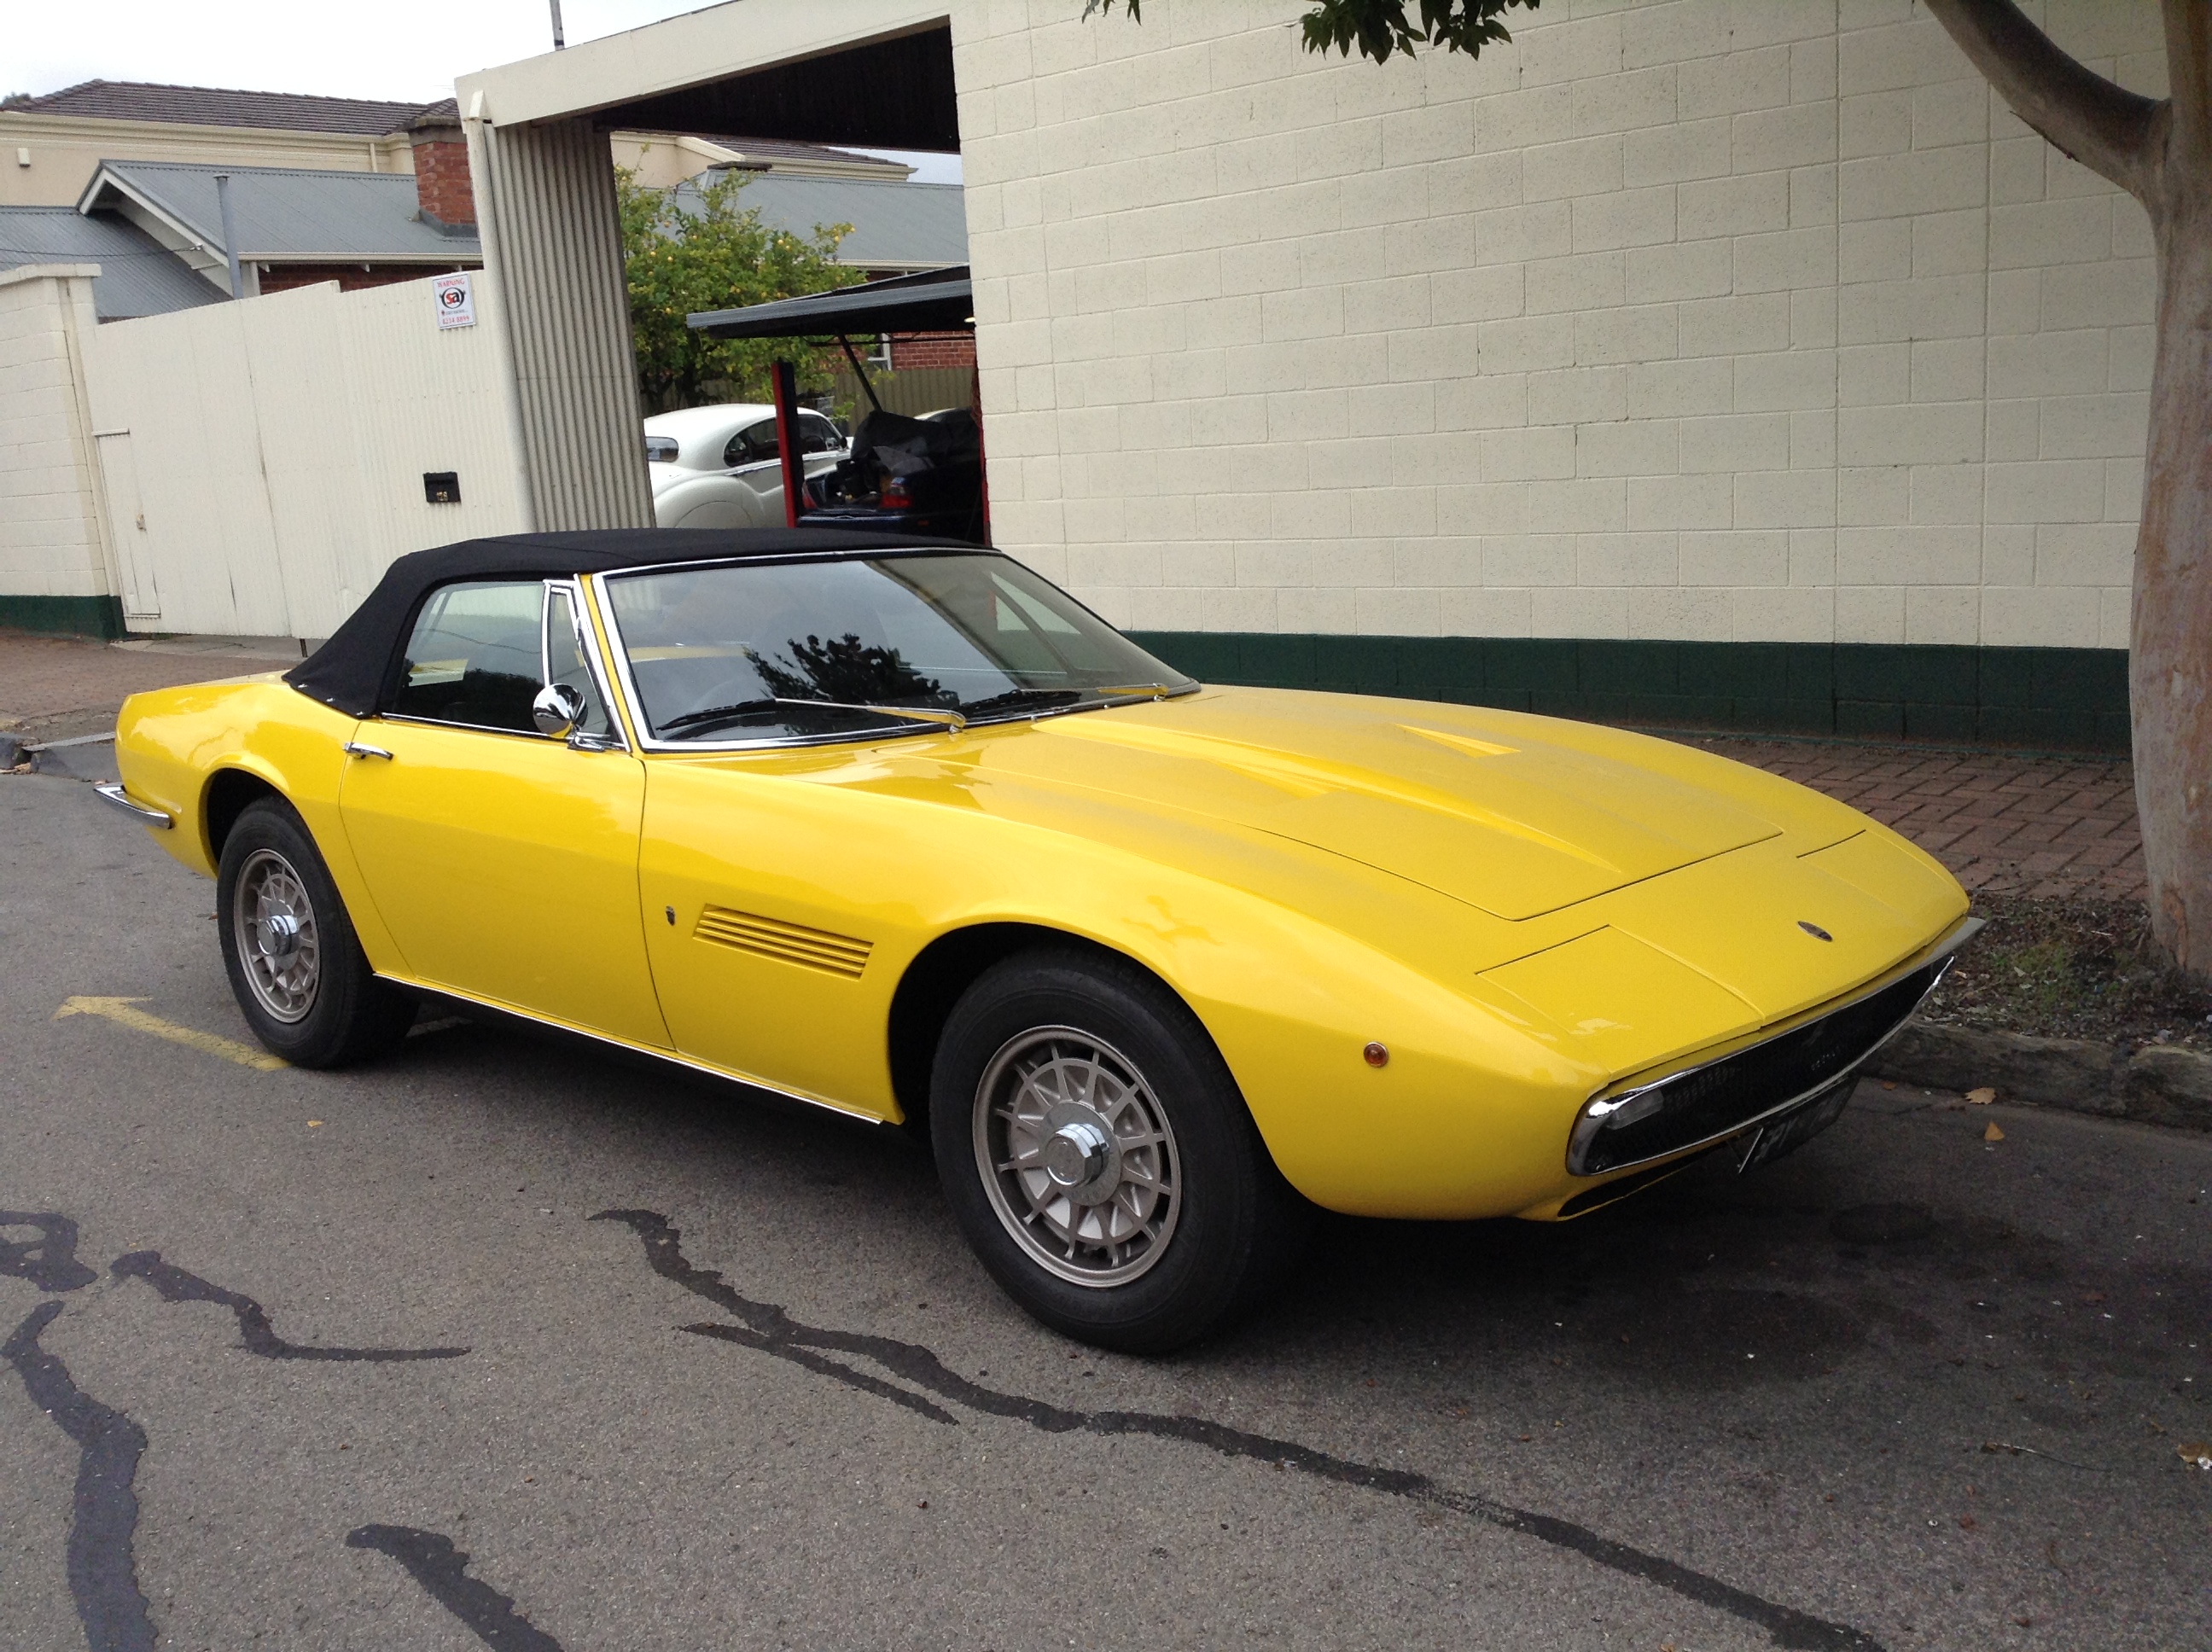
xmin=1684 ymin=735 xmax=2145 ymax=904
xmin=3 ymin=629 xmax=2148 ymax=905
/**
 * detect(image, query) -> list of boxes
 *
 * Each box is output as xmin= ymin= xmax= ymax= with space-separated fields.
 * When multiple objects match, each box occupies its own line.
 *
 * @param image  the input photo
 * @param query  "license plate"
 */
xmin=1737 ymin=1078 xmax=1853 ymax=1174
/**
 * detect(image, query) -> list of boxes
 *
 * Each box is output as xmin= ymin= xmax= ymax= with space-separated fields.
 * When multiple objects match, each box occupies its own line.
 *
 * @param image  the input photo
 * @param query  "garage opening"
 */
xmin=456 ymin=8 xmax=964 ymax=533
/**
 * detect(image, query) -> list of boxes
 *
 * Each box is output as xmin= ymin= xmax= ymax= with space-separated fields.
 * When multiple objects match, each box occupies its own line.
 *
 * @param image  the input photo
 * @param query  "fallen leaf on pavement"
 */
xmin=1959 ymin=1513 xmax=1977 ymax=1530
xmin=1966 ymin=1087 xmax=1997 ymax=1105
xmin=2180 ymin=1441 xmax=2212 ymax=1470
xmin=1984 ymin=1121 xmax=2005 ymax=1143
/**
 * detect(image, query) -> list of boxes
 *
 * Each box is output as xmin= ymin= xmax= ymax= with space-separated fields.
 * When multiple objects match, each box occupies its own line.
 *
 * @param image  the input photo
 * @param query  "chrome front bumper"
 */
xmin=1566 ymin=916 xmax=1984 ymax=1178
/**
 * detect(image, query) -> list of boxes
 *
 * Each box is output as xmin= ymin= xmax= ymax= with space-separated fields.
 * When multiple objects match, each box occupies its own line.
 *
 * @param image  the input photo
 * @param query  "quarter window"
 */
xmin=725 ymin=419 xmax=780 ymax=468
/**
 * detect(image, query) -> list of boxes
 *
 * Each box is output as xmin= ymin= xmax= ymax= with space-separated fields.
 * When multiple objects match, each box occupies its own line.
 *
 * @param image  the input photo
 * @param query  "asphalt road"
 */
xmin=3 ymin=771 xmax=2206 ymax=1652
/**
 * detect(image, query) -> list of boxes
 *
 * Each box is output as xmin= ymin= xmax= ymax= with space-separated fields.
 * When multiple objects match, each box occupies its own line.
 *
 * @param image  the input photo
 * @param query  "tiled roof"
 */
xmin=15 ymin=80 xmax=441 ymax=137
xmin=0 ymin=206 xmax=222 ymax=318
xmin=88 ymin=162 xmax=480 ymax=262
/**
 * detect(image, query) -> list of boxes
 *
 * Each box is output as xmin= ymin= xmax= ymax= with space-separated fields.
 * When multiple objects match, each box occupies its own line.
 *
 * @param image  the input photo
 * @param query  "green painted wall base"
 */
xmin=0 ymin=595 xmax=125 ymax=641
xmin=1126 ymin=633 xmax=2132 ymax=754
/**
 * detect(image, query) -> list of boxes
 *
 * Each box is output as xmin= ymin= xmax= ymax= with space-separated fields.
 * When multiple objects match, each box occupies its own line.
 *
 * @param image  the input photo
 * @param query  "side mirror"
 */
xmin=532 ymin=682 xmax=585 ymax=737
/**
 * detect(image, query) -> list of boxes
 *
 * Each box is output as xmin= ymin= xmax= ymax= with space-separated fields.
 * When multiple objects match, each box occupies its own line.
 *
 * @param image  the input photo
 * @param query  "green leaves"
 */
xmin=1082 ymin=1 xmax=1539 ymax=65
xmin=1299 ymin=0 xmax=1538 ymax=63
xmin=617 ymin=165 xmax=859 ymax=411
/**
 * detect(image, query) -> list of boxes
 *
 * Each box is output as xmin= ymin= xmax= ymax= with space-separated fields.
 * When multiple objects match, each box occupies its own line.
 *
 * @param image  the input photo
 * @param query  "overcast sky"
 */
xmin=8 ymin=0 xmax=962 ymax=182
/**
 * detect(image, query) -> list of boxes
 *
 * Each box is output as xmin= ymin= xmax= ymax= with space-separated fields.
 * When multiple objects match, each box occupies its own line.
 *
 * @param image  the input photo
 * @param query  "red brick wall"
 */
xmin=410 ymin=135 xmax=475 ymax=228
xmin=887 ymin=332 xmax=975 ymax=369
xmin=257 ymin=264 xmax=473 ymax=295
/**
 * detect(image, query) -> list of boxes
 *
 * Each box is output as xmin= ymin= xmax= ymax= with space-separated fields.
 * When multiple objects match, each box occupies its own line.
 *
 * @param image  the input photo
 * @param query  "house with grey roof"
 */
xmin=74 ymin=160 xmax=480 ymax=298
xmin=0 ymin=206 xmax=219 ymax=320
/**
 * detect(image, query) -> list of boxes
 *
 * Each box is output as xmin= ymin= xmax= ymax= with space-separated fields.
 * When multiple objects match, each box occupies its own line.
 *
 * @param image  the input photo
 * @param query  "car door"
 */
xmin=336 ymin=577 xmax=671 ymax=1049
xmin=722 ymin=419 xmax=787 ymax=526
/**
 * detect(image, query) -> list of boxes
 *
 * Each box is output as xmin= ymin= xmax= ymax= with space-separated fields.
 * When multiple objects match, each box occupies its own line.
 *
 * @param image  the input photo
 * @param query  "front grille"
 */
xmin=693 ymin=906 xmax=872 ymax=978
xmin=1568 ymin=957 xmax=1947 ymax=1177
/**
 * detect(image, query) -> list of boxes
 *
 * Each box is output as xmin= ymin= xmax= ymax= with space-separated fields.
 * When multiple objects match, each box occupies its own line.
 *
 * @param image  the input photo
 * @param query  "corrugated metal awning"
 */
xmin=688 ymin=265 xmax=971 ymax=339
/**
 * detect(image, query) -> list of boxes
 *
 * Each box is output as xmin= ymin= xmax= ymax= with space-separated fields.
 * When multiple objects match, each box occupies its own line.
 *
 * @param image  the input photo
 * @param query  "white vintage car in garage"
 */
xmin=643 ymin=402 xmax=848 ymax=529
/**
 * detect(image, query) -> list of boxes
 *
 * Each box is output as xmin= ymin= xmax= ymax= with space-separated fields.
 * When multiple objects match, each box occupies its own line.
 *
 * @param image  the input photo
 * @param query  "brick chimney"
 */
xmin=407 ymin=106 xmax=474 ymax=233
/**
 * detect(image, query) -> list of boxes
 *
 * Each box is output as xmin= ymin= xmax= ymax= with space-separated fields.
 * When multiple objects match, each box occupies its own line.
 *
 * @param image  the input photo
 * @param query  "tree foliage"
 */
xmin=1083 ymin=0 xmax=1538 ymax=63
xmin=616 ymin=165 xmax=859 ymax=412
xmin=1298 ymin=0 xmax=1537 ymax=62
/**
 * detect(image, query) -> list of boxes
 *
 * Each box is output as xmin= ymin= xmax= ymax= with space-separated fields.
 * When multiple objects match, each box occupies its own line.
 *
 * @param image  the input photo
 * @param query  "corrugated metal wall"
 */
xmin=480 ymin=117 xmax=654 ymax=532
xmin=84 ymin=275 xmax=528 ymax=639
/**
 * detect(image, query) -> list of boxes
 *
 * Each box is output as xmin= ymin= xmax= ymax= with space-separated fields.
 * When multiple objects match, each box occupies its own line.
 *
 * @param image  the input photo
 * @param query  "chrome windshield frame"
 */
xmin=581 ymin=549 xmax=1198 ymax=755
xmin=541 ymin=577 xmax=629 ymax=752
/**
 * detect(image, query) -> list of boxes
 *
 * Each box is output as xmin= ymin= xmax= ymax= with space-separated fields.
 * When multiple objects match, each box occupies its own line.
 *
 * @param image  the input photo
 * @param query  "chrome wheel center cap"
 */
xmin=1042 ymin=1118 xmax=1111 ymax=1190
xmin=257 ymin=910 xmax=302 ymax=963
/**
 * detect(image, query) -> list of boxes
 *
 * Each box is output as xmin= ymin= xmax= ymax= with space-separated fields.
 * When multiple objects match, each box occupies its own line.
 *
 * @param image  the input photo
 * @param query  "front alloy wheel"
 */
xmin=930 ymin=948 xmax=1308 ymax=1352
xmin=973 ymin=1026 xmax=1182 ymax=1288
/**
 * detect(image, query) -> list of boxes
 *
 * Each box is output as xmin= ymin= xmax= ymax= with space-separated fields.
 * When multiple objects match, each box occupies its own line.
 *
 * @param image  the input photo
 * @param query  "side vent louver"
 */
xmin=693 ymin=906 xmax=872 ymax=979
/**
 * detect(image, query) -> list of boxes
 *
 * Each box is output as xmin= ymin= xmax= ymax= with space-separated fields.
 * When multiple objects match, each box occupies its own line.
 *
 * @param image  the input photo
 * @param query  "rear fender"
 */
xmin=116 ymin=679 xmax=401 ymax=970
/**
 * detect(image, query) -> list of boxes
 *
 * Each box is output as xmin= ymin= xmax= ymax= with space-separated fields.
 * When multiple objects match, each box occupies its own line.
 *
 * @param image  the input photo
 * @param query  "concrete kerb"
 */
xmin=15 ymin=730 xmax=116 ymax=781
xmin=1871 ymin=1019 xmax=2212 ymax=1132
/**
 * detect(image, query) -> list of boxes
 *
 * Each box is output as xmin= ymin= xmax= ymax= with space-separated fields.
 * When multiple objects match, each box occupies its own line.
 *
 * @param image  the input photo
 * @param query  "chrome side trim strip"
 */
xmin=94 ymin=782 xmax=172 ymax=829
xmin=1566 ymin=913 xmax=1984 ymax=1178
xmin=374 ymin=972 xmax=892 ymax=1126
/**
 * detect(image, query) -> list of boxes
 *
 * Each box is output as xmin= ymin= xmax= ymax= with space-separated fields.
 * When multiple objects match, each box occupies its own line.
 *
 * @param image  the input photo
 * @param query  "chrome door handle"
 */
xmin=343 ymin=742 xmax=394 ymax=760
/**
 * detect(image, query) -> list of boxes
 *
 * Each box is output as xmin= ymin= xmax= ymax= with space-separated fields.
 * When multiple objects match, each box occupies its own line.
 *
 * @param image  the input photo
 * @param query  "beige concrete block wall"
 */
xmin=0 ymin=266 xmax=113 ymax=601
xmin=952 ymin=0 xmax=2159 ymax=650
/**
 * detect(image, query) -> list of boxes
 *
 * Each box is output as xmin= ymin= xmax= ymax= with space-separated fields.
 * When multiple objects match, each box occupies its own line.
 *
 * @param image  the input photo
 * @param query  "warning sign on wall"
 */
xmin=434 ymin=273 xmax=476 ymax=330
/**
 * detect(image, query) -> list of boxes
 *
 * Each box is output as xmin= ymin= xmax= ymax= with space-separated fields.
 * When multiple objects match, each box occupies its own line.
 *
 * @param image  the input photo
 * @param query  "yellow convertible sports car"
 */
xmin=106 ymin=528 xmax=1974 ymax=1350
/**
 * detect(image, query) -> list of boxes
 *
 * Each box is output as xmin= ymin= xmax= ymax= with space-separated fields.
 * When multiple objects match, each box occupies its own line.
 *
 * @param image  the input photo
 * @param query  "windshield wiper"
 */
xmin=958 ymin=688 xmax=1084 ymax=717
xmin=657 ymin=696 xmax=967 ymax=739
xmin=957 ymin=683 xmax=1192 ymax=724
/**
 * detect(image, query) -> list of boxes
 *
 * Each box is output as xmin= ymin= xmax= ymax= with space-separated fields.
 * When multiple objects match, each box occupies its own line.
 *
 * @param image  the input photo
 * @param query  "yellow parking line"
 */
xmin=54 ymin=997 xmax=288 ymax=1071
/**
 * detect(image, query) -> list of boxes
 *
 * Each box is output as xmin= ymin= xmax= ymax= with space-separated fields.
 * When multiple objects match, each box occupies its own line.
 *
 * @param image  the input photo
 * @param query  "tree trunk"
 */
xmin=2137 ymin=178 xmax=2212 ymax=979
xmin=1928 ymin=0 xmax=2212 ymax=979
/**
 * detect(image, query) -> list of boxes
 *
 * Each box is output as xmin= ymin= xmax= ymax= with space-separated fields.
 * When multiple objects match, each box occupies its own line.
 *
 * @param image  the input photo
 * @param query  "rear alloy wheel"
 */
xmin=216 ymin=798 xmax=414 ymax=1067
xmin=930 ymin=949 xmax=1307 ymax=1352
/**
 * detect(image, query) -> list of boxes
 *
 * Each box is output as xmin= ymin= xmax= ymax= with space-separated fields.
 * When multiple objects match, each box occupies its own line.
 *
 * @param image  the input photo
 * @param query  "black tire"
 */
xmin=929 ymin=947 xmax=1309 ymax=1352
xmin=215 ymin=797 xmax=414 ymax=1068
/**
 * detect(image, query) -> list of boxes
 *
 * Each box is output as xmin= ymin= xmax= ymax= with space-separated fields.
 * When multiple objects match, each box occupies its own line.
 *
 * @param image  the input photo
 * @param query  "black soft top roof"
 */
xmin=285 ymin=526 xmax=980 ymax=717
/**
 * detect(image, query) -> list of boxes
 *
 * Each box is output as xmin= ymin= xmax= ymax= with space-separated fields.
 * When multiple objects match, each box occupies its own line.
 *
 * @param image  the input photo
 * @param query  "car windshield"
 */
xmin=603 ymin=552 xmax=1196 ymax=743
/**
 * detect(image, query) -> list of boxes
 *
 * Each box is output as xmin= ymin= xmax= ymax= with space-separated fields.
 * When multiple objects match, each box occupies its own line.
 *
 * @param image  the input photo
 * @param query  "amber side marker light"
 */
xmin=1363 ymin=1042 xmax=1389 ymax=1068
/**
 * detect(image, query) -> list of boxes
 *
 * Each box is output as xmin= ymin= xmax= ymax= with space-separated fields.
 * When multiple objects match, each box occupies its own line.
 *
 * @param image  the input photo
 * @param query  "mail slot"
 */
xmin=423 ymin=471 xmax=461 ymax=504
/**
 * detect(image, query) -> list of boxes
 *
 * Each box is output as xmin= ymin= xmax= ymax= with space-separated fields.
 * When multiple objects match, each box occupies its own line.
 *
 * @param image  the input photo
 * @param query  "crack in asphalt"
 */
xmin=2 ymin=1301 xmax=154 ymax=1652
xmin=110 ymin=1251 xmax=470 ymax=1361
xmin=0 ymin=1209 xmax=473 ymax=1648
xmin=346 ymin=1525 xmax=568 ymax=1650
xmin=597 ymin=1207 xmax=1886 ymax=1652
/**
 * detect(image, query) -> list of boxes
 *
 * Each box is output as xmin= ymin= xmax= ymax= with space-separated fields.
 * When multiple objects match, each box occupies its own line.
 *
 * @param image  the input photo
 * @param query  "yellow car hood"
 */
xmin=1013 ymin=688 xmax=1790 ymax=921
